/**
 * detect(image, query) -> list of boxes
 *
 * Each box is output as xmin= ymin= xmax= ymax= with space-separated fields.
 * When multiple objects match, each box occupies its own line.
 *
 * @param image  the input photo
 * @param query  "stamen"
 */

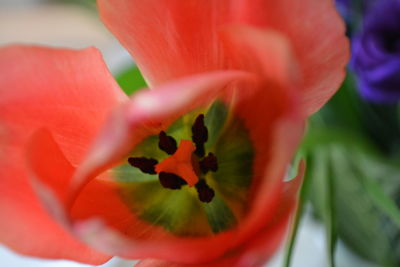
xmin=191 ymin=114 xmax=208 ymax=157
xmin=158 ymin=131 xmax=177 ymax=155
xmin=159 ymin=172 xmax=187 ymax=190
xmin=128 ymin=157 xmax=158 ymax=174
xmin=195 ymin=180 xmax=215 ymax=203
xmin=199 ymin=152 xmax=218 ymax=174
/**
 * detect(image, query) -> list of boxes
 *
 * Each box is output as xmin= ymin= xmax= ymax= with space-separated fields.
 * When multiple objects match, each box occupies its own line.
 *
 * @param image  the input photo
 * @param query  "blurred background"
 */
xmin=1 ymin=0 xmax=400 ymax=266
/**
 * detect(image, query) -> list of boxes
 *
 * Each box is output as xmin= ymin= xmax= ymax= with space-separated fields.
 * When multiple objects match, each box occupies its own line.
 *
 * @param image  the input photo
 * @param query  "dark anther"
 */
xmin=159 ymin=172 xmax=187 ymax=190
xmin=191 ymin=114 xmax=208 ymax=157
xmin=199 ymin=152 xmax=218 ymax=174
xmin=158 ymin=131 xmax=177 ymax=155
xmin=195 ymin=180 xmax=215 ymax=203
xmin=128 ymin=157 xmax=158 ymax=174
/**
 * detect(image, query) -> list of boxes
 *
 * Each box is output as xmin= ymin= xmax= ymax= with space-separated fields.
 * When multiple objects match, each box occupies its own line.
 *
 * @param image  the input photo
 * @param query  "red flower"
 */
xmin=0 ymin=1 xmax=348 ymax=266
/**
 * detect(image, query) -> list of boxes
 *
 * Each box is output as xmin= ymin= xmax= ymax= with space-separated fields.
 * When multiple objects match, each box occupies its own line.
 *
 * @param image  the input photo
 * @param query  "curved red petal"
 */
xmin=0 ymin=45 xmax=125 ymax=262
xmin=21 ymin=47 xmax=303 ymax=264
xmin=64 ymin=71 xmax=257 ymax=262
xmin=66 ymin=71 xmax=302 ymax=262
xmin=98 ymin=0 xmax=348 ymax=114
xmin=5 ymin=129 xmax=110 ymax=264
xmin=214 ymin=28 xmax=304 ymax=246
xmin=219 ymin=25 xmax=298 ymax=88
xmin=234 ymin=160 xmax=305 ymax=266
xmin=98 ymin=0 xmax=231 ymax=86
xmin=135 ymin=161 xmax=305 ymax=267
xmin=0 ymin=45 xmax=127 ymax=165
xmin=231 ymin=0 xmax=349 ymax=114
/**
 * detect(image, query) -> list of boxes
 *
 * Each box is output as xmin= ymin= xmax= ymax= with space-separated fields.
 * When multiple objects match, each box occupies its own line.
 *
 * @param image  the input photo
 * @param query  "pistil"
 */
xmin=155 ymin=140 xmax=199 ymax=187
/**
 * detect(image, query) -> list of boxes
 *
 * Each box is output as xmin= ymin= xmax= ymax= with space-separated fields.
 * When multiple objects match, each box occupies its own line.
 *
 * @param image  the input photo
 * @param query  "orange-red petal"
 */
xmin=230 ymin=0 xmax=349 ymax=114
xmin=24 ymin=34 xmax=303 ymax=264
xmin=0 ymin=45 xmax=125 ymax=263
xmin=97 ymin=0 xmax=231 ymax=86
xmin=66 ymin=71 xmax=301 ymax=262
xmin=29 ymin=71 xmax=257 ymax=263
xmin=70 ymin=70 xmax=255 ymax=196
xmin=98 ymin=0 xmax=348 ymax=114
xmin=135 ymin=162 xmax=305 ymax=267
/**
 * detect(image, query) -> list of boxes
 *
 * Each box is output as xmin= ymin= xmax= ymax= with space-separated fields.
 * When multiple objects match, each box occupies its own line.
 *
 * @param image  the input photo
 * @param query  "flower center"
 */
xmin=127 ymin=114 xmax=219 ymax=203
xmin=113 ymin=101 xmax=254 ymax=236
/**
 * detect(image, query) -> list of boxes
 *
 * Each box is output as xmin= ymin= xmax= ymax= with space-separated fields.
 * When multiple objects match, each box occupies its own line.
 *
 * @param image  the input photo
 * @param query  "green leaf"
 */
xmin=116 ymin=65 xmax=147 ymax=95
xmin=363 ymin=177 xmax=400 ymax=228
xmin=316 ymin=72 xmax=400 ymax=155
xmin=283 ymin=154 xmax=313 ymax=267
xmin=353 ymin=153 xmax=400 ymax=230
xmin=315 ymin=74 xmax=364 ymax=132
xmin=330 ymin=146 xmax=396 ymax=265
xmin=304 ymin=128 xmax=399 ymax=265
xmin=314 ymin=147 xmax=337 ymax=267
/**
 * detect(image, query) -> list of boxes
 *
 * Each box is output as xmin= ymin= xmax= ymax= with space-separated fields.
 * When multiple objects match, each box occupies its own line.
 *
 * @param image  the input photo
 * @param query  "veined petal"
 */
xmin=0 ymin=45 xmax=127 ymax=165
xmin=216 ymin=27 xmax=304 ymax=243
xmin=230 ymin=0 xmax=349 ymax=114
xmin=219 ymin=25 xmax=298 ymax=88
xmin=97 ymin=0 xmax=231 ymax=86
xmin=0 ymin=45 xmax=125 ymax=263
xmin=98 ymin=0 xmax=348 ymax=114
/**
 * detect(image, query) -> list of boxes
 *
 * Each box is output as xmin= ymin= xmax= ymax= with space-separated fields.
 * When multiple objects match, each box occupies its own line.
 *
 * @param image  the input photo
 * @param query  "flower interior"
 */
xmin=112 ymin=101 xmax=254 ymax=236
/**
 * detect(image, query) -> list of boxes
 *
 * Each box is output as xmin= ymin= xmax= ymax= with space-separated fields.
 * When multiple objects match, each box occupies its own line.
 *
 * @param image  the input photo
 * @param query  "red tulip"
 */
xmin=0 ymin=0 xmax=348 ymax=266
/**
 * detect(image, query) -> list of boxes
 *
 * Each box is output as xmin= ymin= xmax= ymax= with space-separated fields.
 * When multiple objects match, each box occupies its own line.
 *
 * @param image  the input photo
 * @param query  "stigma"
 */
xmin=155 ymin=140 xmax=199 ymax=187
xmin=128 ymin=114 xmax=218 ymax=203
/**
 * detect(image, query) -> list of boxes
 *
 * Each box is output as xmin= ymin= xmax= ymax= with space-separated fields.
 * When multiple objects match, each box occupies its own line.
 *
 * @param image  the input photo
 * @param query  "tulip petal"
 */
xmin=24 ymin=48 xmax=302 ymax=263
xmin=98 ymin=0 xmax=348 ymax=114
xmin=233 ymin=160 xmax=305 ymax=266
xmin=23 ymin=71 xmax=249 ymax=263
xmin=214 ymin=27 xmax=305 ymax=245
xmin=0 ymin=45 xmax=125 ymax=262
xmin=28 ymin=129 xmax=75 ymax=208
xmin=219 ymin=25 xmax=298 ymax=88
xmin=70 ymin=71 xmax=255 ymax=195
xmin=97 ymin=0 xmax=230 ymax=87
xmin=64 ymin=70 xmax=302 ymax=262
xmin=230 ymin=0 xmax=349 ymax=114
xmin=135 ymin=162 xmax=305 ymax=267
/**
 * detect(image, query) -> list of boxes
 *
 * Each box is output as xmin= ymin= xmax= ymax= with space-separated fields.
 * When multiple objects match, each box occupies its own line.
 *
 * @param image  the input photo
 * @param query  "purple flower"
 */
xmin=352 ymin=0 xmax=400 ymax=102
xmin=336 ymin=0 xmax=349 ymax=18
xmin=336 ymin=0 xmax=350 ymax=18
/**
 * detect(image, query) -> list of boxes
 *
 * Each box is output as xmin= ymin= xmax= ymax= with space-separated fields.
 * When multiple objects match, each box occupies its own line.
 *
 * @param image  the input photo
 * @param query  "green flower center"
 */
xmin=113 ymin=101 xmax=254 ymax=236
xmin=128 ymin=113 xmax=219 ymax=202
